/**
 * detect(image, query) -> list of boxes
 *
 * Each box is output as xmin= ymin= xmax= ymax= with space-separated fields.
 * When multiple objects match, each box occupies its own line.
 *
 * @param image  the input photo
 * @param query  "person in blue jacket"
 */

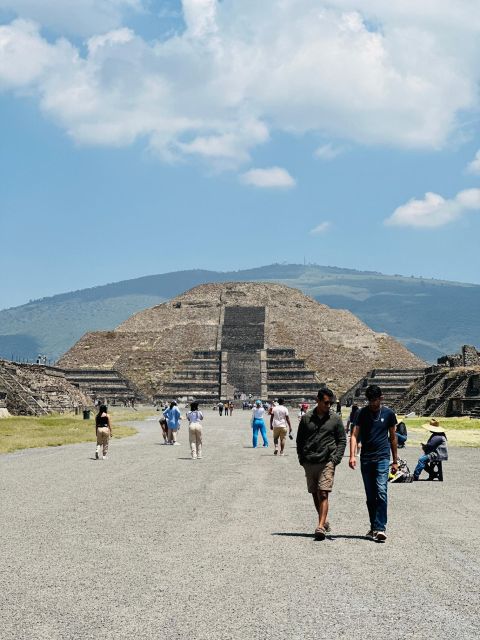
xmin=163 ymin=401 xmax=182 ymax=445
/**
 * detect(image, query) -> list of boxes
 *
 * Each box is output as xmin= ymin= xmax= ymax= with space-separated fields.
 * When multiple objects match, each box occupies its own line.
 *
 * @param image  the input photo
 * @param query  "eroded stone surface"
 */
xmin=58 ymin=282 xmax=424 ymax=398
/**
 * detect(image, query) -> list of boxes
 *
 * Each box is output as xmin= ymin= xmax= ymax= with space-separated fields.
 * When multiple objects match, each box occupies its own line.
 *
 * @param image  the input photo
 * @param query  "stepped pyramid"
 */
xmin=58 ymin=282 xmax=424 ymax=401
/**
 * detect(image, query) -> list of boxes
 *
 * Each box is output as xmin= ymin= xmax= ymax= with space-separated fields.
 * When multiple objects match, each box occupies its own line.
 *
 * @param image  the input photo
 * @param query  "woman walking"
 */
xmin=187 ymin=401 xmax=204 ymax=459
xmin=251 ymin=399 xmax=269 ymax=448
xmin=163 ymin=401 xmax=182 ymax=445
xmin=95 ymin=404 xmax=112 ymax=460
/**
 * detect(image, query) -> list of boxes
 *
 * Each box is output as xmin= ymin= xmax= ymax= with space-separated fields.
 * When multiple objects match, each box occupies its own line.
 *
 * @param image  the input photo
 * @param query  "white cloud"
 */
xmin=314 ymin=144 xmax=345 ymax=160
xmin=1 ymin=1 xmax=480 ymax=167
xmin=467 ymin=150 xmax=480 ymax=175
xmin=0 ymin=0 xmax=142 ymax=36
xmin=385 ymin=188 xmax=480 ymax=228
xmin=240 ymin=167 xmax=296 ymax=189
xmin=309 ymin=222 xmax=332 ymax=235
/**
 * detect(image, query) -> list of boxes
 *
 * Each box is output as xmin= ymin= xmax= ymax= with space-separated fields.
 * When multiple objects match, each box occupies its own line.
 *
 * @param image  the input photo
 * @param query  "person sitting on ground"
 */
xmin=95 ymin=404 xmax=112 ymax=460
xmin=413 ymin=419 xmax=448 ymax=480
xmin=395 ymin=421 xmax=408 ymax=448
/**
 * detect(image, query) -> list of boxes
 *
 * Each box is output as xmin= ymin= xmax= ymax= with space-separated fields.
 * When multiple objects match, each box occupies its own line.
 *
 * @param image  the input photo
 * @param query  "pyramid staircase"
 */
xmin=0 ymin=362 xmax=49 ymax=415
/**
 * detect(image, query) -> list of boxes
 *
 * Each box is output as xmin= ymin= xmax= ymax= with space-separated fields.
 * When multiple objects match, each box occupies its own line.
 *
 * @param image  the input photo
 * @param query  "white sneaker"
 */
xmin=173 ymin=442 xmax=180 ymax=446
xmin=102 ymin=456 xmax=107 ymax=460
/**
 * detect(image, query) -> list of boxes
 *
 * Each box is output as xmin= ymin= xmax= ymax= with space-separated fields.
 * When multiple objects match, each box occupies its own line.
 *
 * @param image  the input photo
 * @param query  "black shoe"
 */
xmin=374 ymin=531 xmax=387 ymax=543
xmin=366 ymin=529 xmax=374 ymax=540
xmin=95 ymin=451 xmax=99 ymax=460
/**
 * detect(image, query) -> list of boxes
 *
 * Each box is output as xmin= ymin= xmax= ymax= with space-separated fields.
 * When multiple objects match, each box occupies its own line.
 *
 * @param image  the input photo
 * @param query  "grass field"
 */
xmin=341 ymin=411 xmax=480 ymax=448
xmin=0 ymin=407 xmax=153 ymax=454
xmin=399 ymin=416 xmax=480 ymax=448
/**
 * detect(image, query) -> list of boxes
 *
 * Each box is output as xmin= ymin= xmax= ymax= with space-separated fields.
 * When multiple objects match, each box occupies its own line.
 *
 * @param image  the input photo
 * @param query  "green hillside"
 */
xmin=1 ymin=264 xmax=478 ymax=363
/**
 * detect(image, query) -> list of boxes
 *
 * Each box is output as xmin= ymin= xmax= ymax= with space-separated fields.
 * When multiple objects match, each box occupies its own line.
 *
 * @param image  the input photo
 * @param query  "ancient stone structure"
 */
xmin=393 ymin=345 xmax=480 ymax=417
xmin=0 ymin=359 xmax=90 ymax=416
xmin=58 ymin=282 xmax=424 ymax=402
xmin=340 ymin=368 xmax=425 ymax=407
xmin=64 ymin=369 xmax=144 ymax=406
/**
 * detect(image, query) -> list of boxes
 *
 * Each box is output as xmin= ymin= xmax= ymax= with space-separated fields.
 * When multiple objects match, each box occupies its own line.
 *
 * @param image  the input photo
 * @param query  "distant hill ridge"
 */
xmin=1 ymin=263 xmax=479 ymax=363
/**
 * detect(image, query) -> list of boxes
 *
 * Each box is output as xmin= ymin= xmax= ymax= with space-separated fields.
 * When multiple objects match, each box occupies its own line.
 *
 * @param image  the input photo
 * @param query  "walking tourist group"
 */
xmin=95 ymin=384 xmax=448 ymax=543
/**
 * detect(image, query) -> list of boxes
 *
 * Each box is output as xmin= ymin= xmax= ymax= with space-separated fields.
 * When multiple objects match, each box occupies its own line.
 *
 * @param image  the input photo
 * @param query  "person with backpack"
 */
xmin=186 ymin=401 xmax=204 ymax=459
xmin=413 ymin=419 xmax=448 ymax=480
xmin=95 ymin=404 xmax=112 ymax=460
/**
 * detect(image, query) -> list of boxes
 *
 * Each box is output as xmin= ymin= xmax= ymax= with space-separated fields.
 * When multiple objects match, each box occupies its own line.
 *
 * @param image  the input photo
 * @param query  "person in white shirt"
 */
xmin=186 ymin=401 xmax=204 ymax=459
xmin=270 ymin=397 xmax=292 ymax=456
xmin=251 ymin=400 xmax=269 ymax=448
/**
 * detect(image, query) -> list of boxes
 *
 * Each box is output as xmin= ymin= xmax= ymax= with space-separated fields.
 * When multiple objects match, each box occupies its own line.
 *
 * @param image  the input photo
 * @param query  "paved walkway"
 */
xmin=1 ymin=410 xmax=479 ymax=640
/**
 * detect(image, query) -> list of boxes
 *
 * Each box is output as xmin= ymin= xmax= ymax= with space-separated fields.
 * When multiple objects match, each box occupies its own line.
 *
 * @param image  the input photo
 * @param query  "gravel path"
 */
xmin=1 ymin=410 xmax=479 ymax=640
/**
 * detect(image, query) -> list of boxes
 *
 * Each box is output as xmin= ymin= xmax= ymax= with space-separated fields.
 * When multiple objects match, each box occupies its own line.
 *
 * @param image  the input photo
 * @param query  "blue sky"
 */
xmin=1 ymin=1 xmax=480 ymax=309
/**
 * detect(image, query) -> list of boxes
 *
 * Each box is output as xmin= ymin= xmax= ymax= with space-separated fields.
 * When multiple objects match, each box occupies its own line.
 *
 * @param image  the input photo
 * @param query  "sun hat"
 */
xmin=421 ymin=418 xmax=445 ymax=434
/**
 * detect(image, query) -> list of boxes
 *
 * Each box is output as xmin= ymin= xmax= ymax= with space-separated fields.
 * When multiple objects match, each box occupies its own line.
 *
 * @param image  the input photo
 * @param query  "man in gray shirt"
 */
xmin=296 ymin=388 xmax=346 ymax=540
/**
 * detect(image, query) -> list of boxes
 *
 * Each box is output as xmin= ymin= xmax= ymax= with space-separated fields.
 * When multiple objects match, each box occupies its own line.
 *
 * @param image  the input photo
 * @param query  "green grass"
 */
xmin=398 ymin=416 xmax=480 ymax=448
xmin=398 ymin=416 xmax=480 ymax=431
xmin=340 ymin=411 xmax=480 ymax=448
xmin=0 ymin=407 xmax=153 ymax=454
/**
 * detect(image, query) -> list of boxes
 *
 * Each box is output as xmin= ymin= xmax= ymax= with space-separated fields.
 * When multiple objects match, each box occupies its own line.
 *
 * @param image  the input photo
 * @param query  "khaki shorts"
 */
xmin=273 ymin=426 xmax=288 ymax=441
xmin=303 ymin=461 xmax=335 ymax=493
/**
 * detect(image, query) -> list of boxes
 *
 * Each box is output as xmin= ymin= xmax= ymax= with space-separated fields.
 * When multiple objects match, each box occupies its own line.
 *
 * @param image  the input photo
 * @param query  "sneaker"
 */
xmin=274 ymin=450 xmax=278 ymax=456
xmin=102 ymin=456 xmax=107 ymax=460
xmin=197 ymin=455 xmax=202 ymax=459
xmin=365 ymin=529 xmax=374 ymax=540
xmin=173 ymin=442 xmax=180 ymax=446
xmin=95 ymin=451 xmax=99 ymax=460
xmin=314 ymin=527 xmax=326 ymax=541
xmin=324 ymin=521 xmax=331 ymax=533
xmin=279 ymin=451 xmax=285 ymax=456
xmin=192 ymin=455 xmax=197 ymax=460
xmin=374 ymin=531 xmax=387 ymax=543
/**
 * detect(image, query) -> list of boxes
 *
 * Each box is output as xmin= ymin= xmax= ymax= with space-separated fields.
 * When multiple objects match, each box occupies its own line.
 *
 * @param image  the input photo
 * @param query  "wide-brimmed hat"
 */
xmin=421 ymin=418 xmax=445 ymax=434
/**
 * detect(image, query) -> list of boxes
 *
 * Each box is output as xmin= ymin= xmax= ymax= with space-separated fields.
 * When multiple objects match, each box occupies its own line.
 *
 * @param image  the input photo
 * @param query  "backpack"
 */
xmin=388 ymin=458 xmax=413 ymax=483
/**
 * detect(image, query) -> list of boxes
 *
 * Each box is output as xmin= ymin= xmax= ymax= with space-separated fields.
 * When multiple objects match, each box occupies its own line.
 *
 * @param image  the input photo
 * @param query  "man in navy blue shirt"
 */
xmin=349 ymin=385 xmax=398 ymax=542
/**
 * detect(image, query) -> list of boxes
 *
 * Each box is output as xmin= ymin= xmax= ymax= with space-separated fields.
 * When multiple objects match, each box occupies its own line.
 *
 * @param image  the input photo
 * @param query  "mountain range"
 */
xmin=1 ymin=264 xmax=479 ymax=364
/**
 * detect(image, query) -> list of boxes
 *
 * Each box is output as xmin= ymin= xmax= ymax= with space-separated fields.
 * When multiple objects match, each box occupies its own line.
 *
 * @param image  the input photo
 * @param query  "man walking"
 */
xmin=270 ymin=397 xmax=292 ymax=456
xmin=296 ymin=388 xmax=346 ymax=540
xmin=349 ymin=385 xmax=398 ymax=542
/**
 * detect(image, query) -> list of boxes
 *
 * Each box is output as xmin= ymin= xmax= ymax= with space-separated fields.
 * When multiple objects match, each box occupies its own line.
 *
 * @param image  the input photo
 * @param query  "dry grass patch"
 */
xmin=0 ymin=410 xmax=150 ymax=454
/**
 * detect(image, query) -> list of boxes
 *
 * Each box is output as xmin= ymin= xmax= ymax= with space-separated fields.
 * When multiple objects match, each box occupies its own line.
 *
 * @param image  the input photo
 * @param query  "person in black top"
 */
xmin=349 ymin=385 xmax=398 ymax=542
xmin=95 ymin=404 xmax=112 ymax=460
xmin=296 ymin=388 xmax=346 ymax=540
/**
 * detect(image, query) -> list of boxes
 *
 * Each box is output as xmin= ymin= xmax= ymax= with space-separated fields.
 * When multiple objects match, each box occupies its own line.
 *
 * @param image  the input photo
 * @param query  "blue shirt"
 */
xmin=163 ymin=406 xmax=181 ymax=429
xmin=356 ymin=406 xmax=396 ymax=462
